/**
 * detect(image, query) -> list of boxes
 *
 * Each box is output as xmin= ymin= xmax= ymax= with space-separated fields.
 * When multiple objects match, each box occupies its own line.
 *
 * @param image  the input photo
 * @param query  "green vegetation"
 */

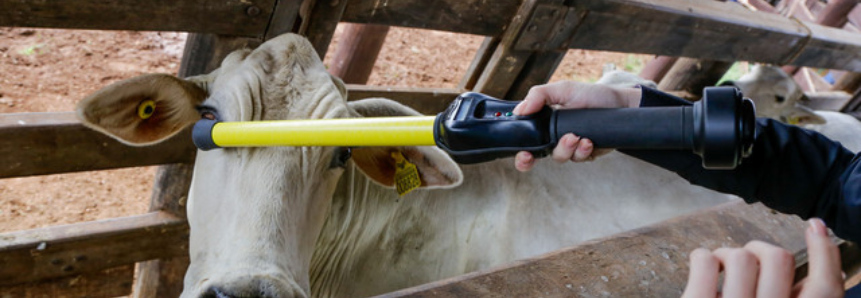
xmin=621 ymin=54 xmax=646 ymax=74
xmin=717 ymin=62 xmax=751 ymax=85
xmin=18 ymin=44 xmax=42 ymax=56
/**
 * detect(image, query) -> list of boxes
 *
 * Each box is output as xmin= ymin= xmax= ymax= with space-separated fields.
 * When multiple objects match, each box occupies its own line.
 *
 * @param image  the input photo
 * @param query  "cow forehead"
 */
xmin=206 ymin=34 xmax=334 ymax=121
xmin=210 ymin=34 xmax=321 ymax=88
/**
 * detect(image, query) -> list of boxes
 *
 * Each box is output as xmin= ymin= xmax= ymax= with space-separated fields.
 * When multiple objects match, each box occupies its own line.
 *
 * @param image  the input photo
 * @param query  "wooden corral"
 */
xmin=2 ymin=0 xmax=861 ymax=297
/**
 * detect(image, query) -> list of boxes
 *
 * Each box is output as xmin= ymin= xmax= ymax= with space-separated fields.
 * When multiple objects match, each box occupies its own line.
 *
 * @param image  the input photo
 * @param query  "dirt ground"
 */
xmin=0 ymin=25 xmax=649 ymax=232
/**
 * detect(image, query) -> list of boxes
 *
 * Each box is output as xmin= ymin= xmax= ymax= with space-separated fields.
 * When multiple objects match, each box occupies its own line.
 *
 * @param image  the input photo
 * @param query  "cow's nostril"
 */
xmin=201 ymin=287 xmax=232 ymax=298
xmin=201 ymin=279 xmax=306 ymax=298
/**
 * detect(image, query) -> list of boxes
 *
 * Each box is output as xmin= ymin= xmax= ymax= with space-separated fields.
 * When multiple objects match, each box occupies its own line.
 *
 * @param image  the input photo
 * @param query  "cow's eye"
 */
xmin=775 ymin=95 xmax=786 ymax=103
xmin=330 ymin=147 xmax=352 ymax=169
xmin=196 ymin=105 xmax=220 ymax=120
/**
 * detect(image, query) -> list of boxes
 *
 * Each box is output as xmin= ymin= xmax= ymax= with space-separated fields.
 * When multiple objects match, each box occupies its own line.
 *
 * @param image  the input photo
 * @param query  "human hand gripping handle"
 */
xmin=512 ymin=81 xmax=643 ymax=172
xmin=681 ymin=218 xmax=844 ymax=298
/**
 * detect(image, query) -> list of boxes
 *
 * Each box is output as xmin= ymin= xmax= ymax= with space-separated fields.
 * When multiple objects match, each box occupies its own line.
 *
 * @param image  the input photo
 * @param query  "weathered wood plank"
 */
xmin=562 ymin=0 xmax=861 ymax=72
xmin=0 ymin=0 xmax=276 ymax=37
xmin=346 ymin=85 xmax=464 ymax=115
xmin=806 ymin=91 xmax=853 ymax=111
xmin=792 ymin=21 xmax=861 ymax=71
xmin=329 ymin=23 xmax=391 ymax=84
xmin=850 ymin=4 xmax=861 ymax=27
xmin=639 ymin=56 xmax=679 ymax=83
xmin=0 ymin=112 xmax=196 ymax=178
xmin=301 ymin=0 xmax=351 ymax=59
xmin=506 ymin=51 xmax=567 ymax=101
xmin=0 ymin=265 xmax=134 ymax=298
xmin=264 ymin=0 xmax=306 ymax=40
xmin=815 ymin=0 xmax=859 ymax=27
xmin=473 ymin=0 xmax=559 ymax=98
xmin=0 ymin=211 xmax=189 ymax=286
xmin=374 ymin=202 xmax=811 ymax=298
xmin=134 ymin=257 xmax=190 ymax=298
xmin=658 ymin=59 xmax=733 ymax=98
xmin=565 ymin=0 xmax=808 ymax=64
xmin=459 ymin=37 xmax=501 ymax=91
xmin=341 ymin=0 xmax=521 ymax=37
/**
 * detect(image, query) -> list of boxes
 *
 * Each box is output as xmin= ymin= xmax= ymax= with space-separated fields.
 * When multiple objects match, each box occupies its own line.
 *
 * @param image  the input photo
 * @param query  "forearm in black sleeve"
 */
xmin=623 ymin=87 xmax=861 ymax=242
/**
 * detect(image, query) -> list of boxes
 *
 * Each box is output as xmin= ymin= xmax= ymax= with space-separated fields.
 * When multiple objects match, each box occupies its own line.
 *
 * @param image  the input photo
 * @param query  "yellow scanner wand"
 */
xmin=199 ymin=116 xmax=436 ymax=147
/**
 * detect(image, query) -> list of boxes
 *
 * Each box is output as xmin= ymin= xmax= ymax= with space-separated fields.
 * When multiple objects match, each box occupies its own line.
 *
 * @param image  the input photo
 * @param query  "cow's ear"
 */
xmin=76 ymin=74 xmax=208 ymax=146
xmin=352 ymin=146 xmax=463 ymax=190
xmin=330 ymin=74 xmax=348 ymax=99
xmin=347 ymin=97 xmax=463 ymax=190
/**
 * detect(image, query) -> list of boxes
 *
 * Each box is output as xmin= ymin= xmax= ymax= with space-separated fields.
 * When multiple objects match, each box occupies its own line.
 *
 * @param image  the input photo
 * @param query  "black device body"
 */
xmin=433 ymin=88 xmax=756 ymax=169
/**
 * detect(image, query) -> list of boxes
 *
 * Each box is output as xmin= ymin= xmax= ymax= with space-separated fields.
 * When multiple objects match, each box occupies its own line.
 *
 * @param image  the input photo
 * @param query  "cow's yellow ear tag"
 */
xmin=138 ymin=100 xmax=156 ymax=120
xmin=391 ymin=151 xmax=421 ymax=196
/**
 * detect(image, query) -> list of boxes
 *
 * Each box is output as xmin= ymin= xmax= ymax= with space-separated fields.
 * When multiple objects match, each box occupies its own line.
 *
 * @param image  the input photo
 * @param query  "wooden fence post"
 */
xmin=328 ymin=23 xmax=390 ymax=84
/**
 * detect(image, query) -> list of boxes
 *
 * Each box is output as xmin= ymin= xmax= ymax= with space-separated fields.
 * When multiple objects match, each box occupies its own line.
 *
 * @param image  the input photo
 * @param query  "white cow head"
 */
xmin=77 ymin=33 xmax=462 ymax=298
xmin=727 ymin=65 xmax=825 ymax=125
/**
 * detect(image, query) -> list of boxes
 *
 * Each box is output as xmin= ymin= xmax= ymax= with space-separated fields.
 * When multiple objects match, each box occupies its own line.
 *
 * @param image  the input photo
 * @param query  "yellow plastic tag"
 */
xmin=391 ymin=151 xmax=421 ymax=196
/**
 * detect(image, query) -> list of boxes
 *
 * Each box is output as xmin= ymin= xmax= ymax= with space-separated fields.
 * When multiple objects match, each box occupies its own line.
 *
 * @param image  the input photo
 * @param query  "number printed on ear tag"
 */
xmin=391 ymin=151 xmax=421 ymax=196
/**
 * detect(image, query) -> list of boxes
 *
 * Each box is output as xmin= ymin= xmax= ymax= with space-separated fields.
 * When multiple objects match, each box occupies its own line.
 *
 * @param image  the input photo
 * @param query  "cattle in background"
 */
xmin=77 ymin=34 xmax=734 ymax=298
xmin=729 ymin=65 xmax=861 ymax=152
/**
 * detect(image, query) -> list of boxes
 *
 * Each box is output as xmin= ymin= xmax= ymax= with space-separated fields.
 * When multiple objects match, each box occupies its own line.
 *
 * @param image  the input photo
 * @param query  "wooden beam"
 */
xmin=0 ymin=0 xmax=276 ymax=37
xmin=805 ymin=91 xmax=853 ymax=111
xmin=815 ymin=0 xmax=860 ymax=27
xmin=783 ymin=0 xmax=859 ymax=76
xmin=0 ymin=112 xmax=196 ymax=179
xmin=459 ymin=37 xmax=501 ymax=91
xmin=658 ymin=59 xmax=734 ymax=98
xmin=564 ymin=0 xmax=807 ymax=64
xmin=341 ymin=0 xmax=522 ymax=37
xmin=649 ymin=0 xmax=731 ymax=96
xmin=300 ymin=0 xmax=351 ymax=59
xmin=134 ymin=257 xmax=189 ymax=298
xmin=473 ymin=0 xmax=568 ymax=98
xmin=639 ymin=56 xmax=679 ymax=83
xmin=741 ymin=0 xmax=778 ymax=13
xmin=177 ymin=34 xmax=263 ymax=79
xmin=791 ymin=21 xmax=861 ymax=70
xmin=374 ymin=202 xmax=812 ymax=297
xmin=850 ymin=3 xmax=861 ymax=27
xmin=0 ymin=212 xmax=189 ymax=286
xmin=346 ymin=85 xmax=464 ymax=115
xmin=264 ymin=0 xmax=306 ymax=40
xmin=506 ymin=51 xmax=567 ymax=101
xmin=1 ymin=265 xmax=134 ymax=298
xmin=834 ymin=72 xmax=861 ymax=93
xmin=328 ymin=23 xmax=391 ymax=84
xmin=338 ymin=0 xmax=861 ymax=71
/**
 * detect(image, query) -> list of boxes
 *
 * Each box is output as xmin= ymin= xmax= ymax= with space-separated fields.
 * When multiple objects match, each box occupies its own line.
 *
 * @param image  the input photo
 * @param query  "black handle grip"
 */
xmin=553 ymin=106 xmax=694 ymax=150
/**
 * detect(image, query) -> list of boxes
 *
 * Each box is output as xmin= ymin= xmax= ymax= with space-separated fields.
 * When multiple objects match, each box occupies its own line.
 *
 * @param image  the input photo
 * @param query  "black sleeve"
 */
xmin=622 ymin=87 xmax=861 ymax=243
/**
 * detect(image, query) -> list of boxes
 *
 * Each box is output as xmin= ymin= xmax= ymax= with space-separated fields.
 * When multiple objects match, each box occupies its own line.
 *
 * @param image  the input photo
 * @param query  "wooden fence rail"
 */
xmin=0 ymin=211 xmax=188 ymax=287
xmin=5 ymin=0 xmax=861 ymax=71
